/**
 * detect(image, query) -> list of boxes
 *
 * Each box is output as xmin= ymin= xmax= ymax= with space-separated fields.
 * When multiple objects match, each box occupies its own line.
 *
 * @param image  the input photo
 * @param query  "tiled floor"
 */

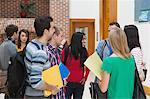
xmin=0 ymin=72 xmax=95 ymax=99
xmin=1 ymin=72 xmax=149 ymax=99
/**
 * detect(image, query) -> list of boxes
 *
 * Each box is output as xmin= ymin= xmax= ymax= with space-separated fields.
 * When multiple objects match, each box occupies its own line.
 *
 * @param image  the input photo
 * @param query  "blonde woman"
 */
xmin=98 ymin=27 xmax=135 ymax=98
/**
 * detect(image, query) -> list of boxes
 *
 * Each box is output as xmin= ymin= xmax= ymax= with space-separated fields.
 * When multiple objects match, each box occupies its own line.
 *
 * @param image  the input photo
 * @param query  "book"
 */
xmin=84 ymin=51 xmax=103 ymax=80
xmin=59 ymin=62 xmax=70 ymax=79
xmin=42 ymin=65 xmax=63 ymax=97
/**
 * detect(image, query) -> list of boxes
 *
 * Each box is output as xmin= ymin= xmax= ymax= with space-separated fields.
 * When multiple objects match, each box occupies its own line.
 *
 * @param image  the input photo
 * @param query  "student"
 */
xmin=0 ymin=24 xmax=18 ymax=70
xmin=98 ymin=27 xmax=135 ymax=98
xmin=16 ymin=29 xmax=29 ymax=52
xmin=47 ymin=26 xmax=65 ymax=99
xmin=94 ymin=22 xmax=121 ymax=94
xmin=24 ymin=16 xmax=58 ymax=99
xmin=96 ymin=22 xmax=120 ymax=60
xmin=0 ymin=24 xmax=18 ymax=98
xmin=124 ymin=25 xmax=146 ymax=81
xmin=61 ymin=32 xmax=89 ymax=99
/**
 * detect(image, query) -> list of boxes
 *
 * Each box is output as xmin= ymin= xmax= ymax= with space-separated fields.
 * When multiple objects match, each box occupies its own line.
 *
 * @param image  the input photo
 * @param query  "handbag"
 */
xmin=89 ymin=82 xmax=107 ymax=99
xmin=132 ymin=65 xmax=146 ymax=99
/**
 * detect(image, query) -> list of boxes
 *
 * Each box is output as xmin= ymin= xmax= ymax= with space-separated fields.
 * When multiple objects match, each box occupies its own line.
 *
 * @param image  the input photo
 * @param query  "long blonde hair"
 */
xmin=108 ymin=27 xmax=130 ymax=58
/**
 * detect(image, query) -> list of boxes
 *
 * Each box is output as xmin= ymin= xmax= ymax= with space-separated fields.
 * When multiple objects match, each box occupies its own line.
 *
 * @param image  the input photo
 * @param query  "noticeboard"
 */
xmin=135 ymin=0 xmax=150 ymax=22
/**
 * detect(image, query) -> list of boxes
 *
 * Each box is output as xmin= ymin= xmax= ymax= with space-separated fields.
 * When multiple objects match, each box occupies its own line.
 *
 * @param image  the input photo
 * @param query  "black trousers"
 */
xmin=65 ymin=82 xmax=84 ymax=99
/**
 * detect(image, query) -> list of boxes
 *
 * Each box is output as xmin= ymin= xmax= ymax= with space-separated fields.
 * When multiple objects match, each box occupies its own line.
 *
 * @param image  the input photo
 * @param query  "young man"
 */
xmin=0 ymin=24 xmax=18 ymax=95
xmin=91 ymin=22 xmax=120 ymax=99
xmin=24 ymin=16 xmax=58 ymax=98
xmin=96 ymin=22 xmax=120 ymax=60
xmin=0 ymin=24 xmax=18 ymax=71
xmin=46 ymin=27 xmax=66 ymax=99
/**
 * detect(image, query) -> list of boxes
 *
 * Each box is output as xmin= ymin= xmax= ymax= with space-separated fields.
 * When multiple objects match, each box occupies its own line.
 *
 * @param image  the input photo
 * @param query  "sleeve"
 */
xmin=8 ymin=43 xmax=17 ymax=56
xmin=131 ymin=48 xmax=145 ymax=79
xmin=26 ymin=48 xmax=49 ymax=90
xmin=101 ymin=58 xmax=112 ymax=74
xmin=96 ymin=40 xmax=105 ymax=58
xmin=84 ymin=67 xmax=90 ymax=80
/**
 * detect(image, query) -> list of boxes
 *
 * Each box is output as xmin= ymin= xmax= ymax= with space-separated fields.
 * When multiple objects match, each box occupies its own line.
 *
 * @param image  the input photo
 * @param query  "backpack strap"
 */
xmin=30 ymin=41 xmax=41 ymax=50
xmin=96 ymin=40 xmax=107 ymax=60
xmin=25 ymin=41 xmax=41 ymax=63
xmin=105 ymin=40 xmax=113 ymax=55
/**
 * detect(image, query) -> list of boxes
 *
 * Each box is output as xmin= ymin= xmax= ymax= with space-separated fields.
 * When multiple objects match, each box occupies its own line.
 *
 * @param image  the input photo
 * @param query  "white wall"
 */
xmin=69 ymin=1 xmax=99 ymax=98
xmin=118 ymin=0 xmax=150 ymax=86
xmin=69 ymin=0 xmax=150 ymax=92
xmin=70 ymin=0 xmax=100 ymax=46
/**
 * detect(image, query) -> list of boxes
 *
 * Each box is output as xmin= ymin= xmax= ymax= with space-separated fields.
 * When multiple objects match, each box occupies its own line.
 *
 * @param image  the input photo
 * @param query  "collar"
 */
xmin=48 ymin=44 xmax=57 ymax=51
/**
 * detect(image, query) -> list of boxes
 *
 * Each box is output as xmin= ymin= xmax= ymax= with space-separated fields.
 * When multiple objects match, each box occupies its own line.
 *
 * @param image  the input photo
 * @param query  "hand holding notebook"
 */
xmin=42 ymin=65 xmax=63 ymax=97
xmin=84 ymin=51 xmax=103 ymax=80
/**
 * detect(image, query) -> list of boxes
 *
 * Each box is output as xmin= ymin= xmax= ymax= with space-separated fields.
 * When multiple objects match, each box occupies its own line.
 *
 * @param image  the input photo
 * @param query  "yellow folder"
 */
xmin=84 ymin=51 xmax=103 ymax=80
xmin=42 ymin=64 xmax=63 ymax=97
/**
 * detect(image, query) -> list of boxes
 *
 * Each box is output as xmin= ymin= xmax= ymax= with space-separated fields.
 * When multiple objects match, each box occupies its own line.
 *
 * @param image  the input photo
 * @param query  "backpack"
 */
xmin=6 ymin=41 xmax=40 ymax=98
xmin=7 ymin=49 xmax=27 ymax=98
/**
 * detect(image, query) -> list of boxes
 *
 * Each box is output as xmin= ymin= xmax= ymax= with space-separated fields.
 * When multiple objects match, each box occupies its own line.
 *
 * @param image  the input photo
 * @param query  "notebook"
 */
xmin=84 ymin=51 xmax=103 ymax=80
xmin=59 ymin=62 xmax=70 ymax=79
xmin=42 ymin=64 xmax=63 ymax=97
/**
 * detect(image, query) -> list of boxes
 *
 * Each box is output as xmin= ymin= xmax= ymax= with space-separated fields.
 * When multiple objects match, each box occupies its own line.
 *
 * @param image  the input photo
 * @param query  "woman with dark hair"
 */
xmin=61 ymin=32 xmax=89 ymax=99
xmin=124 ymin=25 xmax=146 ymax=81
xmin=16 ymin=29 xmax=29 ymax=52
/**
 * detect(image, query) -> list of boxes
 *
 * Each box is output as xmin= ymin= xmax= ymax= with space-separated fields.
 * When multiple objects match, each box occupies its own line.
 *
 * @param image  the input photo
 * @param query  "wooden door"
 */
xmin=70 ymin=19 xmax=95 ymax=55
xmin=100 ymin=0 xmax=117 ymax=39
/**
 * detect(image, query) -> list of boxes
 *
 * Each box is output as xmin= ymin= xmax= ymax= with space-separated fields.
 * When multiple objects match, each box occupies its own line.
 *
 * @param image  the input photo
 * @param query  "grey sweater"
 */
xmin=0 ymin=39 xmax=16 ymax=70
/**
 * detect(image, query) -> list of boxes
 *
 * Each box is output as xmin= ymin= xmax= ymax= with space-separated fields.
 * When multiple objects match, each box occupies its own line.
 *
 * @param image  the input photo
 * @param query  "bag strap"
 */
xmin=106 ymin=41 xmax=113 ymax=55
xmin=133 ymin=57 xmax=146 ymax=98
xmin=30 ymin=41 xmax=41 ymax=50
xmin=25 ymin=41 xmax=41 ymax=63
xmin=96 ymin=40 xmax=107 ymax=60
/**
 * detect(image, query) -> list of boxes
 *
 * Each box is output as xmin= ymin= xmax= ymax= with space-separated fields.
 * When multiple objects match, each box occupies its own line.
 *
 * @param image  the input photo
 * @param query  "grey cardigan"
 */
xmin=0 ymin=39 xmax=16 ymax=70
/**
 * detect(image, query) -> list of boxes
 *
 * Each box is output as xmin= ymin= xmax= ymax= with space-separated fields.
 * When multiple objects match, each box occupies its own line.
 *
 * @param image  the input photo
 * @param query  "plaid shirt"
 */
xmin=47 ymin=44 xmax=65 ymax=99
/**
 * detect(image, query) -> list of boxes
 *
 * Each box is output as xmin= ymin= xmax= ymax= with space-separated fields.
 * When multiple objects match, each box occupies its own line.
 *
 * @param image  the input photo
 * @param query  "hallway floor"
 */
xmin=0 ymin=72 xmax=150 ymax=99
xmin=0 ymin=72 xmax=95 ymax=99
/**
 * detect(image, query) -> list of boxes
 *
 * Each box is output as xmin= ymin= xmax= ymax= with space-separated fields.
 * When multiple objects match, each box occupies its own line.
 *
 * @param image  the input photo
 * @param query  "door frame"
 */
xmin=70 ymin=18 xmax=95 ymax=55
xmin=100 ymin=0 xmax=117 ymax=39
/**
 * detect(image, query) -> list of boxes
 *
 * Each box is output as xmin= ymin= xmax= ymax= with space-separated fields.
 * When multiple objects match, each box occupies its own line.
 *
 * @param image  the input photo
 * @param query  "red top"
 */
xmin=61 ymin=49 xmax=89 ymax=83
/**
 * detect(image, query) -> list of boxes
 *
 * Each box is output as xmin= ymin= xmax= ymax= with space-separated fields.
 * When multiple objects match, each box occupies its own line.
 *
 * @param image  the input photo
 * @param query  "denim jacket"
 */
xmin=96 ymin=39 xmax=112 ymax=60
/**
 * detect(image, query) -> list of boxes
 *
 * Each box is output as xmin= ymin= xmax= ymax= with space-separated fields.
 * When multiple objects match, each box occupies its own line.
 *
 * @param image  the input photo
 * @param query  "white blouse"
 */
xmin=131 ymin=47 xmax=145 ymax=80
